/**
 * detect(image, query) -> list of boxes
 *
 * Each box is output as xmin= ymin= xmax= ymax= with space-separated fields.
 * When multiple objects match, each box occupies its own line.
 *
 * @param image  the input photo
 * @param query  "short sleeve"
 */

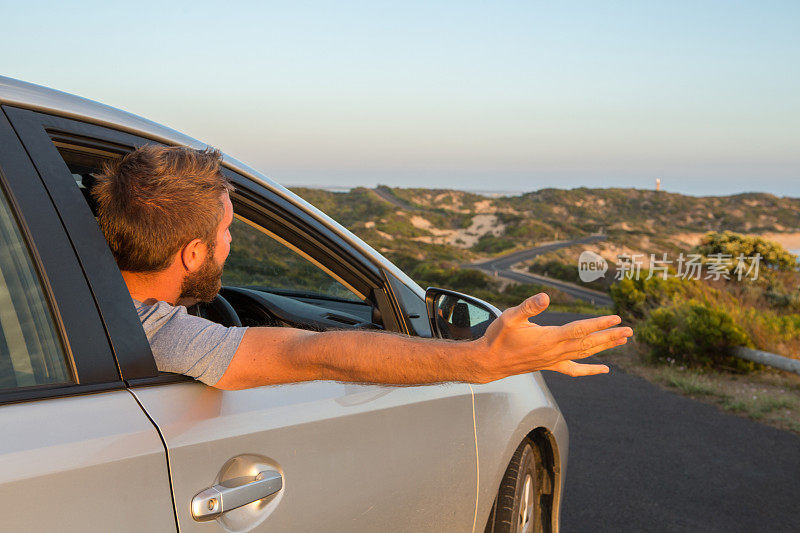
xmin=134 ymin=299 xmax=248 ymax=386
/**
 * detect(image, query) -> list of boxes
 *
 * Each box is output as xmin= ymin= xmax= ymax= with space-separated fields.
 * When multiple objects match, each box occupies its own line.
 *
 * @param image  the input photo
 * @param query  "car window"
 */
xmin=0 ymin=186 xmax=72 ymax=390
xmin=223 ymin=215 xmax=365 ymax=302
xmin=49 ymin=140 xmax=365 ymax=305
xmin=49 ymin=136 xmax=376 ymax=336
xmin=49 ymin=140 xmax=362 ymax=300
xmin=52 ymin=142 xmax=120 ymax=217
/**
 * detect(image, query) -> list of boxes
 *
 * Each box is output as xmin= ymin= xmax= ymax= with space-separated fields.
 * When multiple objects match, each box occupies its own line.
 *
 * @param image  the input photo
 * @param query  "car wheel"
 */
xmin=485 ymin=439 xmax=545 ymax=533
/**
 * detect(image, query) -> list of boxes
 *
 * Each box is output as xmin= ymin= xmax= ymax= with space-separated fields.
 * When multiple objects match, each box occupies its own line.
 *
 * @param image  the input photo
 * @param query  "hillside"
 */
xmin=292 ymin=186 xmax=800 ymax=266
xmin=290 ymin=186 xmax=800 ymax=351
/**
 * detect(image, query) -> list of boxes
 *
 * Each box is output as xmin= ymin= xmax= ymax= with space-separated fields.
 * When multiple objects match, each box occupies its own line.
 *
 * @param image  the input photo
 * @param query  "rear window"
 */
xmin=0 ymin=185 xmax=72 ymax=390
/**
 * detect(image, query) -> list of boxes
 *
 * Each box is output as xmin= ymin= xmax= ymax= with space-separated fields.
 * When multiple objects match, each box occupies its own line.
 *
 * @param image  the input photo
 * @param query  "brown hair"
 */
xmin=92 ymin=145 xmax=234 ymax=273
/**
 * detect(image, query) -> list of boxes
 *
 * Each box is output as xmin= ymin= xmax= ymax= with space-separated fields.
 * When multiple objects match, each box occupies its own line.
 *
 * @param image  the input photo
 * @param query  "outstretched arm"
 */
xmin=213 ymin=293 xmax=632 ymax=390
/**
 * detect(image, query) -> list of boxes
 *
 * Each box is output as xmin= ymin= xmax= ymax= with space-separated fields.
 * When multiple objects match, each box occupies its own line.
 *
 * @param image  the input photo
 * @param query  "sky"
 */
xmin=2 ymin=1 xmax=799 ymax=197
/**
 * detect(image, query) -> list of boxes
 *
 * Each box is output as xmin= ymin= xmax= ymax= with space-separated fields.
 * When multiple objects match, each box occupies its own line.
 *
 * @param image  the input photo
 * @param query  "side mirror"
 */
xmin=425 ymin=287 xmax=501 ymax=341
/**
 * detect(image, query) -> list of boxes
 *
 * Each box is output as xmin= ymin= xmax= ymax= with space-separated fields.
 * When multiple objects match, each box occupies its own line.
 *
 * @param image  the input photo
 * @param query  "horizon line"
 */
xmin=284 ymin=183 xmax=800 ymax=200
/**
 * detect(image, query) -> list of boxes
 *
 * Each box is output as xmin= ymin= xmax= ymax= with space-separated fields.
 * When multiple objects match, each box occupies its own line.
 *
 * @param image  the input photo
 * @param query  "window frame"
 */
xmin=227 ymin=174 xmax=379 ymax=298
xmin=0 ymin=108 xmax=123 ymax=404
xmin=220 ymin=169 xmax=405 ymax=332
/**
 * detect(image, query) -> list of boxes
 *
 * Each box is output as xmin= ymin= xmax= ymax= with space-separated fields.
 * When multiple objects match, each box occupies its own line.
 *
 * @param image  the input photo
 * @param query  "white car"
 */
xmin=0 ymin=75 xmax=567 ymax=532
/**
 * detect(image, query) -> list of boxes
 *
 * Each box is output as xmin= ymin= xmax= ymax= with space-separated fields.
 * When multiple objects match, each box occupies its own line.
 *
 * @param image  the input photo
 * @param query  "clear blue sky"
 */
xmin=3 ymin=1 xmax=799 ymax=196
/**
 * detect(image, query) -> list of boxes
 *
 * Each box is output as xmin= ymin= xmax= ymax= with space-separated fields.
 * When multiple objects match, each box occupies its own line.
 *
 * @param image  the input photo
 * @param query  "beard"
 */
xmin=179 ymin=246 xmax=224 ymax=304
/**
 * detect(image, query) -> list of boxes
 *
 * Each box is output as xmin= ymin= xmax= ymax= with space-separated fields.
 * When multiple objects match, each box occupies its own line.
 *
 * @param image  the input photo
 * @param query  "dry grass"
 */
xmin=601 ymin=340 xmax=800 ymax=435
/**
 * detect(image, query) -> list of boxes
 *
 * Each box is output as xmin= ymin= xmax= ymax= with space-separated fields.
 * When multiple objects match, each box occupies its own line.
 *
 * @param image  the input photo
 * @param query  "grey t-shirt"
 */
xmin=133 ymin=298 xmax=248 ymax=386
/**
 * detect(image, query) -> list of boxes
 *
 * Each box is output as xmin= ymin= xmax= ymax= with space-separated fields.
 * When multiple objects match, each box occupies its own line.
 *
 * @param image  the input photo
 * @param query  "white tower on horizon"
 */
xmin=656 ymin=178 xmax=661 ymax=192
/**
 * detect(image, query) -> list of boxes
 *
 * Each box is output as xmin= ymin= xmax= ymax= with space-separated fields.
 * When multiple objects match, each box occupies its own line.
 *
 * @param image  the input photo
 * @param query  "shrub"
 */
xmin=528 ymin=259 xmax=610 ymax=292
xmin=737 ymin=308 xmax=800 ymax=356
xmin=764 ymin=286 xmax=800 ymax=312
xmin=472 ymin=234 xmax=516 ymax=254
xmin=638 ymin=301 xmax=754 ymax=371
xmin=530 ymin=259 xmax=578 ymax=282
xmin=693 ymin=231 xmax=798 ymax=272
xmin=413 ymin=264 xmax=489 ymax=294
xmin=609 ymin=274 xmax=710 ymax=321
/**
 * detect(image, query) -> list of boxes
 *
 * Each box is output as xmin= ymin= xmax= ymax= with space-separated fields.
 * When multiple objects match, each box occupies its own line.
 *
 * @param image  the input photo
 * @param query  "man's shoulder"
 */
xmin=130 ymin=297 xmax=248 ymax=386
xmin=133 ymin=298 xmax=190 ymax=330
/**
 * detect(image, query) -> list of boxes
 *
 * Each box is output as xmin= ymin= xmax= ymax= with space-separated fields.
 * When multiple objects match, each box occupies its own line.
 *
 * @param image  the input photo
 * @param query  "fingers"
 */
xmin=559 ymin=315 xmax=622 ymax=340
xmin=562 ymin=335 xmax=629 ymax=361
xmin=561 ymin=326 xmax=633 ymax=355
xmin=542 ymin=360 xmax=610 ymax=376
xmin=505 ymin=293 xmax=550 ymax=324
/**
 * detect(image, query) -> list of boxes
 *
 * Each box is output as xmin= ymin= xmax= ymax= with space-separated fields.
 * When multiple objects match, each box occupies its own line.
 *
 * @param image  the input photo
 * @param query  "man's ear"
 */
xmin=180 ymin=238 xmax=208 ymax=271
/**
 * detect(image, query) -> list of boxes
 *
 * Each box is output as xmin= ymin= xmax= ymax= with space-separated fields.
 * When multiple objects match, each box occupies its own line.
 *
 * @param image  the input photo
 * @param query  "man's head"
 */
xmin=92 ymin=145 xmax=234 ymax=303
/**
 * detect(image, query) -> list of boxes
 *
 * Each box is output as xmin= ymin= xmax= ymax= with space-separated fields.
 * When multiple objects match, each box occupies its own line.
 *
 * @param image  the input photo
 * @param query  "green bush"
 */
xmin=738 ymin=308 xmax=800 ymax=355
xmin=609 ymin=274 xmax=709 ymax=321
xmin=694 ymin=231 xmax=798 ymax=272
xmin=409 ymin=262 xmax=495 ymax=295
xmin=528 ymin=259 xmax=610 ymax=292
xmin=471 ymin=234 xmax=516 ymax=254
xmin=765 ymin=286 xmax=800 ymax=312
xmin=498 ymin=214 xmax=553 ymax=242
xmin=530 ymin=259 xmax=578 ymax=282
xmin=638 ymin=301 xmax=754 ymax=371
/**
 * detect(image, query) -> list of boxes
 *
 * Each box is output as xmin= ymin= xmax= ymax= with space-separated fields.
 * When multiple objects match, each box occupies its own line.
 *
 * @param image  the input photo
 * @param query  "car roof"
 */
xmin=0 ymin=75 xmax=422 ymax=296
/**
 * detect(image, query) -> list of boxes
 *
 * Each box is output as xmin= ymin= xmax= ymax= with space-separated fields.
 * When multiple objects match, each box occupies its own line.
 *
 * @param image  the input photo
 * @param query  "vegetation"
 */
xmin=694 ymin=230 xmax=798 ymax=271
xmin=607 ymin=233 xmax=800 ymax=369
xmin=222 ymin=218 xmax=360 ymax=300
xmin=503 ymin=188 xmax=800 ymax=236
xmin=527 ymin=258 xmax=612 ymax=292
xmin=283 ymin=183 xmax=800 ymax=432
xmin=471 ymin=234 xmax=516 ymax=254
xmin=291 ymin=185 xmax=800 ymax=371
xmin=292 ymin=185 xmax=800 ymax=268
xmin=637 ymin=301 xmax=755 ymax=371
xmin=392 ymin=255 xmax=584 ymax=311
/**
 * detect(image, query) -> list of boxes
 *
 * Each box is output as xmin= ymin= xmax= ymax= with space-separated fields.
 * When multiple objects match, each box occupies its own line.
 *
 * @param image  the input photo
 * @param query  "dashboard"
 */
xmin=190 ymin=286 xmax=381 ymax=331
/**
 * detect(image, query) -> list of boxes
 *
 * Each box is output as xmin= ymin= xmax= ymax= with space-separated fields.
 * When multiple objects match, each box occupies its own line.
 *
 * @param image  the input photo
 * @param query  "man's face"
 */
xmin=179 ymin=193 xmax=234 ymax=303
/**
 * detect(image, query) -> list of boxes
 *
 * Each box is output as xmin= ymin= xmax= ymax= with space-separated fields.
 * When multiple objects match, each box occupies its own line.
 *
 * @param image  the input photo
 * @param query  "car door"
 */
xmin=0 ymin=109 xmax=176 ymax=532
xmin=8 ymin=108 xmax=479 ymax=532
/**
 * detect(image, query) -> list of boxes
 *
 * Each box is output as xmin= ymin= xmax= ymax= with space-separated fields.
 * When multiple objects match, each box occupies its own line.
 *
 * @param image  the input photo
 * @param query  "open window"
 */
xmin=219 ymin=213 xmax=382 ymax=330
xmin=49 ymin=132 xmax=127 ymax=216
xmin=47 ymin=134 xmax=392 ymax=334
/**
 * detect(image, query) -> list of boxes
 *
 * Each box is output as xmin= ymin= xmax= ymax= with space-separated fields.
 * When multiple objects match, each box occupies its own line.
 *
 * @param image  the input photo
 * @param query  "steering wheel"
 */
xmin=188 ymin=293 xmax=242 ymax=327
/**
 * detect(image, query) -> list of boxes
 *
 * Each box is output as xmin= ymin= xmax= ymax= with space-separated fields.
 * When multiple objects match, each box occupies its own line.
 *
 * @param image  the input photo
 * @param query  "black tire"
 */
xmin=485 ymin=439 xmax=546 ymax=533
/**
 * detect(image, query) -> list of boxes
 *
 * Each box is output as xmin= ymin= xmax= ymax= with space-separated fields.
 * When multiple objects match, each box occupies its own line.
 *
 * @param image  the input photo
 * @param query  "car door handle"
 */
xmin=191 ymin=470 xmax=283 ymax=521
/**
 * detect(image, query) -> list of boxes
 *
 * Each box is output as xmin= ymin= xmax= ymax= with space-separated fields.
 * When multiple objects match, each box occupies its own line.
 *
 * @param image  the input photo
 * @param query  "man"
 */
xmin=92 ymin=145 xmax=632 ymax=390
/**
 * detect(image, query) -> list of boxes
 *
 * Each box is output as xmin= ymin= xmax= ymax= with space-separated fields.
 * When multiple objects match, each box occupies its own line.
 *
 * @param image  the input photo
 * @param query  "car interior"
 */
xmin=51 ymin=139 xmax=387 ymax=338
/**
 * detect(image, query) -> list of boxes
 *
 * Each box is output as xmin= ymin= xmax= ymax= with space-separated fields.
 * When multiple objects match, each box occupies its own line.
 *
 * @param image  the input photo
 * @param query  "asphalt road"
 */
xmin=476 ymin=235 xmax=607 ymax=271
xmin=467 ymin=236 xmax=614 ymax=308
xmin=494 ymin=269 xmax=613 ymax=308
xmin=536 ymin=312 xmax=800 ymax=533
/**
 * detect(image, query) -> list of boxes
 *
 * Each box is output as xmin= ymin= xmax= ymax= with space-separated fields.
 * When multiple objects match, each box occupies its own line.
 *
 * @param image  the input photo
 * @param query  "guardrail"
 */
xmin=732 ymin=346 xmax=800 ymax=375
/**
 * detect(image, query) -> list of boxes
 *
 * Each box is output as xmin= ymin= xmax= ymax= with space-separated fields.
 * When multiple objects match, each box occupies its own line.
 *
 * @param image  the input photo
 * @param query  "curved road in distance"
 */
xmin=370 ymin=187 xmax=614 ymax=307
xmin=467 ymin=235 xmax=614 ymax=308
xmin=371 ymin=186 xmax=419 ymax=211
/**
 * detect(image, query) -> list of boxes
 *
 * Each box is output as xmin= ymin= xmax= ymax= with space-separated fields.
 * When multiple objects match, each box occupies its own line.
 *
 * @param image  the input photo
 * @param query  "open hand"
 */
xmin=474 ymin=292 xmax=632 ymax=381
